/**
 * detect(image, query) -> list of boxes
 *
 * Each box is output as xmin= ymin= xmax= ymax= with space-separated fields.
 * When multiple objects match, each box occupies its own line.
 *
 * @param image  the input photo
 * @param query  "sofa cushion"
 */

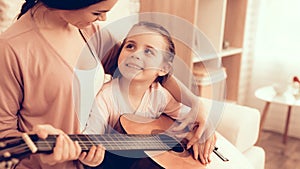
xmin=244 ymin=146 xmax=265 ymax=169
xmin=216 ymin=103 xmax=261 ymax=152
xmin=207 ymin=132 xmax=255 ymax=169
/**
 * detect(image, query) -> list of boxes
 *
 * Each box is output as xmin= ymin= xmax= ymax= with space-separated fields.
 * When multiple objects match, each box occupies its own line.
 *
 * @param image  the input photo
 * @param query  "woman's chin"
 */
xmin=75 ymin=23 xmax=92 ymax=29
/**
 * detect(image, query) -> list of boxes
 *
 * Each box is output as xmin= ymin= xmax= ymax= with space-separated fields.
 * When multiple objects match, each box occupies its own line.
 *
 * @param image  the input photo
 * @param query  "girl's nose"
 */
xmin=131 ymin=53 xmax=141 ymax=60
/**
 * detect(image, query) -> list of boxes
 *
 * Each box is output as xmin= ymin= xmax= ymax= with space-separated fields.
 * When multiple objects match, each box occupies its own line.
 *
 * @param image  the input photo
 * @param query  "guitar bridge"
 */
xmin=213 ymin=147 xmax=229 ymax=162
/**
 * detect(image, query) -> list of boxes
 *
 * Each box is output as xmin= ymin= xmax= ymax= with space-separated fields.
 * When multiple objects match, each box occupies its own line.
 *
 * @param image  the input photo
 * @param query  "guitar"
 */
xmin=0 ymin=114 xmax=225 ymax=168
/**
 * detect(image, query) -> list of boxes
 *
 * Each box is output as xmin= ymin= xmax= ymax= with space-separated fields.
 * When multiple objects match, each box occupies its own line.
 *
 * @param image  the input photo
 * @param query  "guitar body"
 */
xmin=118 ymin=114 xmax=205 ymax=169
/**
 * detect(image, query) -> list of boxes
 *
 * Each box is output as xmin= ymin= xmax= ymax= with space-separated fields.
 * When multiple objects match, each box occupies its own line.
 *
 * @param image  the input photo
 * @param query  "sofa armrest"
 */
xmin=215 ymin=103 xmax=261 ymax=153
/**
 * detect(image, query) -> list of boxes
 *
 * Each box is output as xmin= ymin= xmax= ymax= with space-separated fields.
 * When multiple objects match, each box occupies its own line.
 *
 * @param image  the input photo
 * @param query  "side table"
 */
xmin=255 ymin=85 xmax=300 ymax=144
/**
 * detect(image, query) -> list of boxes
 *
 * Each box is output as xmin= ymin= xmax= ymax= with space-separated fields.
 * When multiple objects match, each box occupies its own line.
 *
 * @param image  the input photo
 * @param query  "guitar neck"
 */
xmin=29 ymin=134 xmax=181 ymax=153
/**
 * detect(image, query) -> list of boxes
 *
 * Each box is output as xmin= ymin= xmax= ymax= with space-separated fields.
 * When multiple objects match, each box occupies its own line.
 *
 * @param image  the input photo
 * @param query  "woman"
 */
xmin=0 ymin=0 xmax=117 ymax=168
xmin=0 ymin=0 xmax=213 ymax=168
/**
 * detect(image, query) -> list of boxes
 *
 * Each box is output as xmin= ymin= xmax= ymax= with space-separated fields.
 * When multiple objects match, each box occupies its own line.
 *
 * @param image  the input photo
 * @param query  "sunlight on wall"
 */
xmin=98 ymin=0 xmax=139 ymax=27
xmin=247 ymin=0 xmax=300 ymax=138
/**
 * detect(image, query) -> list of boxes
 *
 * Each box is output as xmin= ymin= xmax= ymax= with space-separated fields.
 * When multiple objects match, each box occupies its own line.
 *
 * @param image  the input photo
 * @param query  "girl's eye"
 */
xmin=125 ymin=43 xmax=135 ymax=50
xmin=144 ymin=48 xmax=155 ymax=56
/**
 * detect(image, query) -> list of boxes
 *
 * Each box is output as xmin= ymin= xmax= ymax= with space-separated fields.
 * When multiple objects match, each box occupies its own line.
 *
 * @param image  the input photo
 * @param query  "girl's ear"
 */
xmin=158 ymin=62 xmax=172 ymax=76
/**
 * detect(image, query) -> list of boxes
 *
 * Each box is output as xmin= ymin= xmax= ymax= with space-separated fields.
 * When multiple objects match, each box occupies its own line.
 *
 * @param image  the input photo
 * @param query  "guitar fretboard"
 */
xmin=32 ymin=134 xmax=182 ymax=152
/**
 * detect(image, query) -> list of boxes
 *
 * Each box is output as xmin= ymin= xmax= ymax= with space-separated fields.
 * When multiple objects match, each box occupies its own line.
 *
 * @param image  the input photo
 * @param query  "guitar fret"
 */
xmin=112 ymin=134 xmax=122 ymax=150
xmin=129 ymin=135 xmax=138 ymax=150
xmin=90 ymin=135 xmax=99 ymax=147
xmin=75 ymin=135 xmax=89 ymax=151
xmin=101 ymin=134 xmax=114 ymax=150
xmin=35 ymin=135 xmax=56 ymax=152
xmin=154 ymin=135 xmax=169 ymax=150
xmin=78 ymin=135 xmax=93 ymax=151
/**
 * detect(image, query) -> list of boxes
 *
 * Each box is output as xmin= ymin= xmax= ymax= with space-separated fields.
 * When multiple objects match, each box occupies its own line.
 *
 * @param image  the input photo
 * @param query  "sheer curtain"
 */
xmin=246 ymin=0 xmax=300 ymax=138
xmin=0 ymin=0 xmax=24 ymax=33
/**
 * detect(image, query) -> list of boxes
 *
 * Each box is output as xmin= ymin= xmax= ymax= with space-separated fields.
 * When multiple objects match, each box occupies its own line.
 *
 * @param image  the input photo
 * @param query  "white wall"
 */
xmin=98 ymin=0 xmax=139 ymax=26
xmin=0 ymin=0 xmax=24 ymax=33
xmin=245 ymin=0 xmax=300 ymax=138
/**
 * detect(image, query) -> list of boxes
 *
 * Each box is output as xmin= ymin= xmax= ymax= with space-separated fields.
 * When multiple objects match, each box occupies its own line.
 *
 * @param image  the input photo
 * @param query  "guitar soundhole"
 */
xmin=158 ymin=135 xmax=184 ymax=153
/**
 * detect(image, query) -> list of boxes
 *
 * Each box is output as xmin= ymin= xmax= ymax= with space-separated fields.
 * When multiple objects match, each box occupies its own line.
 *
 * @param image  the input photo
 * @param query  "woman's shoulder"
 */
xmin=0 ymin=14 xmax=35 ymax=41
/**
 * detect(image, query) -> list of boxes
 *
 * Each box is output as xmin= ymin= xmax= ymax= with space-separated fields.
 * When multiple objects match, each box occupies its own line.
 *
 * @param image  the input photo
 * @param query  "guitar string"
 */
xmin=1 ymin=135 xmax=180 ymax=146
xmin=1 ymin=138 xmax=181 ymax=153
xmin=1 ymin=141 xmax=181 ymax=159
xmin=1 ymin=135 xmax=183 ymax=158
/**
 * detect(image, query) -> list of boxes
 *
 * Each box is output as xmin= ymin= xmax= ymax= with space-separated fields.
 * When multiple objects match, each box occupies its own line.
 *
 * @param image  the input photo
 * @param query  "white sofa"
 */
xmin=204 ymin=99 xmax=265 ymax=169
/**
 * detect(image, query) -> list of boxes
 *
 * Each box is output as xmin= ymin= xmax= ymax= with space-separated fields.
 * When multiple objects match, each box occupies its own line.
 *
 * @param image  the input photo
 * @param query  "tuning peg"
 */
xmin=3 ymin=152 xmax=11 ymax=158
xmin=6 ymin=160 xmax=12 ymax=169
xmin=0 ymin=142 xmax=6 ymax=148
xmin=10 ymin=158 xmax=19 ymax=167
xmin=0 ymin=158 xmax=19 ymax=169
xmin=0 ymin=161 xmax=6 ymax=168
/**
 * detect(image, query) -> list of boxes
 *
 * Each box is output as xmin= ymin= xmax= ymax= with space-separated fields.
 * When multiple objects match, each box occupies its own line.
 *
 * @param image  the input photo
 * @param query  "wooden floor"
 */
xmin=256 ymin=130 xmax=300 ymax=169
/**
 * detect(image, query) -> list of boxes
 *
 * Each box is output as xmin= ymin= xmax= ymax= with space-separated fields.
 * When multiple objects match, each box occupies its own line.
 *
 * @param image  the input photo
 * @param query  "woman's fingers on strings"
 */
xmin=79 ymin=152 xmax=88 ymax=161
xmin=85 ymin=145 xmax=97 ymax=162
xmin=79 ymin=145 xmax=105 ymax=166
xmin=39 ymin=134 xmax=64 ymax=165
xmin=62 ymin=133 xmax=81 ymax=160
xmin=32 ymin=124 xmax=64 ymax=139
xmin=75 ymin=141 xmax=82 ymax=157
xmin=93 ymin=145 xmax=105 ymax=164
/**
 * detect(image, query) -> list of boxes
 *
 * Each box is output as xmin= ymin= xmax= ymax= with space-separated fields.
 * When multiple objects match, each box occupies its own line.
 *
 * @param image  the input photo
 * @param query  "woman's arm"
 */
xmin=0 ymin=41 xmax=24 ymax=137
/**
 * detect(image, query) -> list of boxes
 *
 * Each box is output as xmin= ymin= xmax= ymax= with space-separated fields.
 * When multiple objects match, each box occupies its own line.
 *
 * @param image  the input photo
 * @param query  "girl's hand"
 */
xmin=173 ymin=98 xmax=208 ymax=149
xmin=32 ymin=125 xmax=82 ymax=166
xmin=79 ymin=145 xmax=106 ymax=167
xmin=192 ymin=133 xmax=217 ymax=165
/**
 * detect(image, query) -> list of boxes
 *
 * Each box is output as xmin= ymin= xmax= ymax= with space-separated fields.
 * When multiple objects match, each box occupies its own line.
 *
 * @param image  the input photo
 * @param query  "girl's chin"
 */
xmin=120 ymin=72 xmax=141 ymax=81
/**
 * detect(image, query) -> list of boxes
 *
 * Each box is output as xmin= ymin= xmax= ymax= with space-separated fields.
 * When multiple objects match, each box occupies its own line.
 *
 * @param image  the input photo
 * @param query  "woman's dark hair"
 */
xmin=17 ymin=0 xmax=105 ymax=19
xmin=103 ymin=21 xmax=176 ymax=84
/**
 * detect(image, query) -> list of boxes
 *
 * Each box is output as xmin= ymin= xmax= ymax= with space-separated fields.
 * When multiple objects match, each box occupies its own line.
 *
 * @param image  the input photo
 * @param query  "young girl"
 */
xmin=83 ymin=21 xmax=216 ymax=168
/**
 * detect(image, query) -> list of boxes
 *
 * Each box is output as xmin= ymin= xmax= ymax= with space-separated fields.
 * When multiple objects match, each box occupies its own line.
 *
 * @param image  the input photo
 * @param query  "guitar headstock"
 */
xmin=0 ymin=134 xmax=40 ymax=167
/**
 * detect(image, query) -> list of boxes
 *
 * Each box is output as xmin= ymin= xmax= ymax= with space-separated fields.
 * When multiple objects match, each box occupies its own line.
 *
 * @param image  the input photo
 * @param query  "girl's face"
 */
xmin=118 ymin=28 xmax=169 ymax=82
xmin=61 ymin=0 xmax=117 ymax=28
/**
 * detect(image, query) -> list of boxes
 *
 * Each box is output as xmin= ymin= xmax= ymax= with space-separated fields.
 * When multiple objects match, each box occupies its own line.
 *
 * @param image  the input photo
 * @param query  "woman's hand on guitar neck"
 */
xmin=79 ymin=144 xmax=106 ymax=167
xmin=31 ymin=125 xmax=82 ymax=166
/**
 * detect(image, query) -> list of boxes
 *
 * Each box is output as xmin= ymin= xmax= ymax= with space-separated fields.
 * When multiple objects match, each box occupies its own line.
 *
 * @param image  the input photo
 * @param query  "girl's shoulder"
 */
xmin=97 ymin=77 xmax=115 ymax=95
xmin=150 ymin=82 xmax=171 ymax=97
